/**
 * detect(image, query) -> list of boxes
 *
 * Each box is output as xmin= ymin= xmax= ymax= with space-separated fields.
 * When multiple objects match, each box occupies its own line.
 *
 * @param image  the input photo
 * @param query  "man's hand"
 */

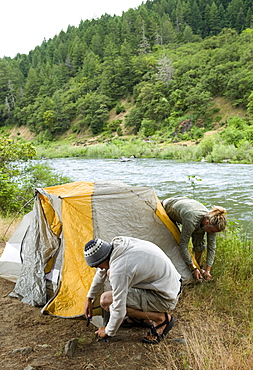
xmin=84 ymin=297 xmax=93 ymax=319
xmin=95 ymin=327 xmax=108 ymax=338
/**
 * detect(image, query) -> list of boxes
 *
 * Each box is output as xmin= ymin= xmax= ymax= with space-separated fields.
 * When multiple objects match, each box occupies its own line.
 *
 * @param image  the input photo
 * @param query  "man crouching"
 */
xmin=84 ymin=236 xmax=182 ymax=344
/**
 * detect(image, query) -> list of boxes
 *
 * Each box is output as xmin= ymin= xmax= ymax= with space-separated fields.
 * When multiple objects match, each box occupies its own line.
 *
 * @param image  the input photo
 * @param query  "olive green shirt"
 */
xmin=163 ymin=197 xmax=216 ymax=267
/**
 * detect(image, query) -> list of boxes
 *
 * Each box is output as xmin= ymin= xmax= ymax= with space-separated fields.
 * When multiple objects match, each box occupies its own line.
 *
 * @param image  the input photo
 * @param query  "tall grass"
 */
xmin=36 ymin=138 xmax=253 ymax=163
xmin=150 ymin=318 xmax=253 ymax=369
xmin=0 ymin=215 xmax=22 ymax=242
xmin=148 ymin=224 xmax=253 ymax=369
xmin=36 ymin=139 xmax=157 ymax=159
xmin=212 ymin=225 xmax=253 ymax=320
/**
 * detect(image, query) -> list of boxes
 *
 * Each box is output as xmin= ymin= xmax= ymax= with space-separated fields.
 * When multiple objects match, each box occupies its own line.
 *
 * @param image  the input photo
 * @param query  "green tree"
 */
xmin=226 ymin=69 xmax=253 ymax=106
xmin=135 ymin=82 xmax=171 ymax=122
xmin=90 ymin=33 xmax=104 ymax=58
xmin=247 ymin=91 xmax=253 ymax=116
xmin=107 ymin=16 xmax=122 ymax=46
xmin=175 ymin=0 xmax=184 ymax=33
xmin=236 ymin=6 xmax=246 ymax=33
xmin=191 ymin=1 xmax=203 ymax=35
xmin=131 ymin=54 xmax=157 ymax=82
xmin=0 ymin=59 xmax=24 ymax=123
xmin=125 ymin=107 xmax=144 ymax=134
xmin=71 ymin=36 xmax=87 ymax=73
xmin=24 ymin=67 xmax=40 ymax=104
xmin=160 ymin=14 xmax=177 ymax=44
xmin=209 ymin=2 xmax=222 ymax=36
xmin=245 ymin=7 xmax=253 ymax=28
xmin=226 ymin=0 xmax=245 ymax=29
xmin=184 ymin=83 xmax=212 ymax=115
xmin=77 ymin=93 xmax=111 ymax=134
xmin=182 ymin=25 xmax=195 ymax=43
xmin=139 ymin=118 xmax=157 ymax=136
xmin=0 ymin=137 xmax=36 ymax=214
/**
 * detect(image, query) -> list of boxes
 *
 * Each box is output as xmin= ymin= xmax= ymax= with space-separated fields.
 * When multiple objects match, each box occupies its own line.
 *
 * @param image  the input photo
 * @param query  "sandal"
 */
xmin=142 ymin=313 xmax=175 ymax=344
xmin=121 ymin=317 xmax=151 ymax=328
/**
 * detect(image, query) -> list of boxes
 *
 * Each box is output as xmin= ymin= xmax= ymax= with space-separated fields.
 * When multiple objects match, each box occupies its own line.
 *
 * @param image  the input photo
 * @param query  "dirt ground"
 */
xmin=0 ymin=241 xmax=191 ymax=370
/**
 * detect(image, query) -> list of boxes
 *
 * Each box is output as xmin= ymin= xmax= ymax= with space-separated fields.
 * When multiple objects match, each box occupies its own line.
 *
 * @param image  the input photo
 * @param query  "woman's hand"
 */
xmin=192 ymin=268 xmax=203 ymax=280
xmin=203 ymin=270 xmax=212 ymax=281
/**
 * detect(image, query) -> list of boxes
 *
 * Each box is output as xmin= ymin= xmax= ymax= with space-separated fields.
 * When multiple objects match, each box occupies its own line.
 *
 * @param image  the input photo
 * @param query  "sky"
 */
xmin=0 ymin=0 xmax=145 ymax=59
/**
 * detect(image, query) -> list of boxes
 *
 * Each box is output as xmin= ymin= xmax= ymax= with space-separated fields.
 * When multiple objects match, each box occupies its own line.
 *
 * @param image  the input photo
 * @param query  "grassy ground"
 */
xmin=0 ymin=215 xmax=21 ymax=242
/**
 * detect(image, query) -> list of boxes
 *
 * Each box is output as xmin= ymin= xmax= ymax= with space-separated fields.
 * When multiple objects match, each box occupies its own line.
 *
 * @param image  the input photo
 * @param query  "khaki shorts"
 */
xmin=126 ymin=288 xmax=179 ymax=312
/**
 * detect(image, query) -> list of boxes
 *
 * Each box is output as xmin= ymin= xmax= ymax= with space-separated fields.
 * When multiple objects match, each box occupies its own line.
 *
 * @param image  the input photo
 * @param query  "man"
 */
xmin=162 ymin=196 xmax=227 ymax=281
xmin=84 ymin=236 xmax=182 ymax=344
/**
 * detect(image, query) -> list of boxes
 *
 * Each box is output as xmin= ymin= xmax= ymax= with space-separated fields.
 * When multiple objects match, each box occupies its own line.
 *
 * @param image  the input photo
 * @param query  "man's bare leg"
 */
xmin=100 ymin=291 xmax=113 ymax=311
xmin=126 ymin=307 xmax=171 ymax=336
xmin=100 ymin=291 xmax=172 ymax=339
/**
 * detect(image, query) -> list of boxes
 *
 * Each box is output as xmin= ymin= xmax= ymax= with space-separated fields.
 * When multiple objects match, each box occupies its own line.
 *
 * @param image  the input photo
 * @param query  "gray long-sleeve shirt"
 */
xmin=163 ymin=197 xmax=216 ymax=267
xmin=87 ymin=236 xmax=181 ymax=337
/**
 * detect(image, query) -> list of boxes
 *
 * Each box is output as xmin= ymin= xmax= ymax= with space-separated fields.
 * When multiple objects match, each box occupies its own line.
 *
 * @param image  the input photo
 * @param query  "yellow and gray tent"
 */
xmin=0 ymin=180 xmax=192 ymax=318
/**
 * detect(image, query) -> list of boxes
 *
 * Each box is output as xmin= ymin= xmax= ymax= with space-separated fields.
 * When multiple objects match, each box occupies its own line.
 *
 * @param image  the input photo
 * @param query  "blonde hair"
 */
xmin=206 ymin=206 xmax=227 ymax=231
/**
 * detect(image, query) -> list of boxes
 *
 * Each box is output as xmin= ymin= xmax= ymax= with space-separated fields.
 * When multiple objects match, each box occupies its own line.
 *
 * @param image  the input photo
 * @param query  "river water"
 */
xmin=47 ymin=158 xmax=253 ymax=238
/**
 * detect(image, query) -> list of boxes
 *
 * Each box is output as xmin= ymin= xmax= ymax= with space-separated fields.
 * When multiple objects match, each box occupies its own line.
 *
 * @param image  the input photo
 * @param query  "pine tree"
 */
xmin=209 ymin=2 xmax=222 ymax=35
xmin=156 ymin=55 xmax=174 ymax=86
xmin=138 ymin=21 xmax=151 ymax=54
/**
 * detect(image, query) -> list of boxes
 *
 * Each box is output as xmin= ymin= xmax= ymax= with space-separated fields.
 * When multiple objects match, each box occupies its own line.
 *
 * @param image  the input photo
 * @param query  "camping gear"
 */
xmin=0 ymin=180 xmax=192 ymax=318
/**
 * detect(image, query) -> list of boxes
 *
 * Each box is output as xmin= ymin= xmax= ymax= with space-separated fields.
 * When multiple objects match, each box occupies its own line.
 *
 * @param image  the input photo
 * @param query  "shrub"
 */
xmin=115 ymin=103 xmax=126 ymax=115
xmin=221 ymin=127 xmax=245 ymax=147
xmin=198 ymin=136 xmax=215 ymax=157
xmin=125 ymin=107 xmax=144 ymax=133
xmin=206 ymin=143 xmax=237 ymax=162
xmin=138 ymin=119 xmax=157 ymax=137
xmin=1 ymin=162 xmax=72 ymax=216
xmin=107 ymin=119 xmax=122 ymax=133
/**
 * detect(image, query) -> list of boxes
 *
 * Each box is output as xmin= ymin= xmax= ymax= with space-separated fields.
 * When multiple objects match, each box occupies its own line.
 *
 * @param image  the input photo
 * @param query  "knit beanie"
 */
xmin=84 ymin=238 xmax=113 ymax=267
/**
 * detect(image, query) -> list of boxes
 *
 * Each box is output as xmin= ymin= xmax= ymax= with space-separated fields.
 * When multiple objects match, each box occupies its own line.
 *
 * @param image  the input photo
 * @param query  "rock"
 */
xmin=134 ymin=354 xmax=142 ymax=360
xmin=64 ymin=338 xmax=78 ymax=357
xmin=12 ymin=346 xmax=33 ymax=355
xmin=170 ymin=338 xmax=187 ymax=344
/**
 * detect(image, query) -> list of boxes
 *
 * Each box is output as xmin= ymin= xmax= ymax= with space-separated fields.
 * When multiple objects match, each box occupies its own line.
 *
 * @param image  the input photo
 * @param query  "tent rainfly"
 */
xmin=0 ymin=180 xmax=192 ymax=318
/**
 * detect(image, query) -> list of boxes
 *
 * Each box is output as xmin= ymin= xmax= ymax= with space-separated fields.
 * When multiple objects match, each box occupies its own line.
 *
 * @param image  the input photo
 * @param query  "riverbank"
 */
xmin=6 ymin=124 xmax=253 ymax=164
xmin=35 ymin=133 xmax=253 ymax=164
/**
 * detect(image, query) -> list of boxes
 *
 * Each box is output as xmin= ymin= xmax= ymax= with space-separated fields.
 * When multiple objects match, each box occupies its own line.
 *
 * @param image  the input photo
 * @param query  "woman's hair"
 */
xmin=206 ymin=206 xmax=227 ymax=231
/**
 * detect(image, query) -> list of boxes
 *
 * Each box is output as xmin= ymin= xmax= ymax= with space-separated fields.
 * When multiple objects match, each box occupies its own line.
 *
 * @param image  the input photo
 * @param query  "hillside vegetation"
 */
xmin=1 ymin=0 xmax=253 ymax=154
xmin=2 ymin=0 xmax=253 ymax=217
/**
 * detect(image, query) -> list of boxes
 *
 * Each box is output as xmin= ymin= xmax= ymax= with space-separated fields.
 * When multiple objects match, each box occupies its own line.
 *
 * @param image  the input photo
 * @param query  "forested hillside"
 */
xmin=1 ymin=0 xmax=253 ymax=144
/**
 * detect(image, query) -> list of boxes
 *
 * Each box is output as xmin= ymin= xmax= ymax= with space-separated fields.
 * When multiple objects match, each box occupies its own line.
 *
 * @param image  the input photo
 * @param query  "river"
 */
xmin=47 ymin=158 xmax=253 ymax=238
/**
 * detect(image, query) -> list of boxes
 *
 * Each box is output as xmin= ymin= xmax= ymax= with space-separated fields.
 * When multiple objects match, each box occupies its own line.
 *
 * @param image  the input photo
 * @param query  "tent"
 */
xmin=0 ymin=180 xmax=192 ymax=318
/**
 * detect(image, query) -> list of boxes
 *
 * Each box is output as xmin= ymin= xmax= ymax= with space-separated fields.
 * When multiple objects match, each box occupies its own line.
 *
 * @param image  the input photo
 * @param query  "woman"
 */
xmin=162 ymin=196 xmax=227 ymax=281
